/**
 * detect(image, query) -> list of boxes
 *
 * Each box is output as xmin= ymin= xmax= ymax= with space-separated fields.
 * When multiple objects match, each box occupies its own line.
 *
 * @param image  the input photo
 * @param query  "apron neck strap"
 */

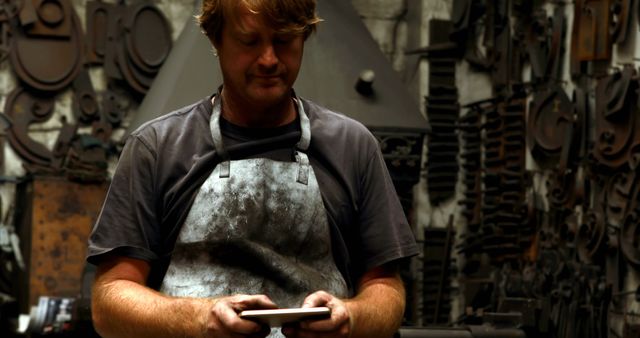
xmin=293 ymin=94 xmax=311 ymax=152
xmin=209 ymin=88 xmax=312 ymax=157
xmin=209 ymin=91 xmax=228 ymax=160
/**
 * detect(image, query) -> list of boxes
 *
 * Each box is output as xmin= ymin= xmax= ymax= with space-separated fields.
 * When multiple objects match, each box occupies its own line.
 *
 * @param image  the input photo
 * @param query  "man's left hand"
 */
xmin=281 ymin=290 xmax=351 ymax=338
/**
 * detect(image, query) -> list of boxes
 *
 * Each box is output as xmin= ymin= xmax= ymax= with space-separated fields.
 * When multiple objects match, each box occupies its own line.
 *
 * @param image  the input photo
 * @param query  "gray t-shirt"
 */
xmin=87 ymin=95 xmax=419 ymax=293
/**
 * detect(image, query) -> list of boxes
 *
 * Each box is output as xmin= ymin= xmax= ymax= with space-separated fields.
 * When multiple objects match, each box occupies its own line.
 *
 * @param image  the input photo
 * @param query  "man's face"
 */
xmin=215 ymin=5 xmax=305 ymax=109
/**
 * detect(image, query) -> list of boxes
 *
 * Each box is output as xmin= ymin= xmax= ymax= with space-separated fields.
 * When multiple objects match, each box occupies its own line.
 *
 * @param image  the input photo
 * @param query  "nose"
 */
xmin=257 ymin=43 xmax=278 ymax=69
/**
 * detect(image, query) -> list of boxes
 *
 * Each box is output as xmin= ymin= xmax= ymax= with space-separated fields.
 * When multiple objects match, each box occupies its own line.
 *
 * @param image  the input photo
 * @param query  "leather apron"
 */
xmin=160 ymin=95 xmax=348 ymax=334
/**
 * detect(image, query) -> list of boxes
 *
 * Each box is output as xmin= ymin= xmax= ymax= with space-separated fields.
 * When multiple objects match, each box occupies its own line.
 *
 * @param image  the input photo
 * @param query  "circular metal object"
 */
xmin=37 ymin=0 xmax=64 ymax=27
xmin=593 ymin=68 xmax=637 ymax=169
xmin=528 ymin=87 xmax=573 ymax=166
xmin=10 ymin=8 xmax=83 ymax=92
xmin=5 ymin=87 xmax=55 ymax=165
xmin=77 ymin=92 xmax=99 ymax=123
xmin=125 ymin=3 xmax=171 ymax=73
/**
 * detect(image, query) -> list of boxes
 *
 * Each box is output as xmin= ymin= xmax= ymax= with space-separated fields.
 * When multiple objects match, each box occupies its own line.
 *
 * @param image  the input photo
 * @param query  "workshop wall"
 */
xmin=408 ymin=1 xmax=640 ymax=337
xmin=360 ymin=0 xmax=640 ymax=336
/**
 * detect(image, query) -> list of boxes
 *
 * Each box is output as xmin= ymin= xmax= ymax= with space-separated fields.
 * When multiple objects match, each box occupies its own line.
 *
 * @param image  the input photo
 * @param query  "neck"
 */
xmin=219 ymin=89 xmax=297 ymax=128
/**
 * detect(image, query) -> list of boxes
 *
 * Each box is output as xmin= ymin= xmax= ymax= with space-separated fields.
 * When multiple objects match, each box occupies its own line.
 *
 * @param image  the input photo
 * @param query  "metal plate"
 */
xmin=18 ymin=177 xmax=108 ymax=309
xmin=10 ymin=6 xmax=83 ymax=92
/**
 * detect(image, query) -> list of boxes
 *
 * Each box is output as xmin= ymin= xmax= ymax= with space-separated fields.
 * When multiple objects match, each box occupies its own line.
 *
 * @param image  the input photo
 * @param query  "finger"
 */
xmin=300 ymin=299 xmax=349 ymax=332
xmin=234 ymin=294 xmax=278 ymax=310
xmin=301 ymin=290 xmax=332 ymax=308
xmin=214 ymin=301 xmax=265 ymax=335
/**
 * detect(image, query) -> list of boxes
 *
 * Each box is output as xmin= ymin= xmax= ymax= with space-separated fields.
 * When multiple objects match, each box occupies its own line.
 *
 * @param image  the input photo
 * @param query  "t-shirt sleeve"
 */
xmin=86 ymin=134 xmax=161 ymax=265
xmin=357 ymin=138 xmax=420 ymax=271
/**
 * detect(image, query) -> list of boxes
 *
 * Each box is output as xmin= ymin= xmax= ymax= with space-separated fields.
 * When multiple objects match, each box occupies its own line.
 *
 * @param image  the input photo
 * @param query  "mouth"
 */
xmin=254 ymin=75 xmax=281 ymax=80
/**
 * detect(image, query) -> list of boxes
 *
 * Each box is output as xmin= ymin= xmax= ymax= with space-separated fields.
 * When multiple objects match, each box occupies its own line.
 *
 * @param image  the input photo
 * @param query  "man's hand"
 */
xmin=205 ymin=294 xmax=277 ymax=338
xmin=281 ymin=290 xmax=351 ymax=338
xmin=92 ymin=256 xmax=279 ymax=338
xmin=281 ymin=263 xmax=405 ymax=338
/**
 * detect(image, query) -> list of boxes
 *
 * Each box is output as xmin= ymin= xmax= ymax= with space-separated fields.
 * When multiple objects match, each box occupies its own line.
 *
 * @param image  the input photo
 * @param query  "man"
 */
xmin=87 ymin=0 xmax=419 ymax=337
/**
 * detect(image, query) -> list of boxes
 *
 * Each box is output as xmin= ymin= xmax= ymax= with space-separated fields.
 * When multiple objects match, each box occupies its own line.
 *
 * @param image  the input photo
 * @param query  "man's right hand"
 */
xmin=92 ymin=257 xmax=278 ymax=338
xmin=204 ymin=294 xmax=277 ymax=338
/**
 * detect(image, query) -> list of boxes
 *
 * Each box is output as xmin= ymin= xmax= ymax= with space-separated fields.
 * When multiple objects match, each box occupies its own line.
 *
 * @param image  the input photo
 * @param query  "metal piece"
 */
xmin=9 ymin=6 xmax=83 ymax=92
xmin=610 ymin=0 xmax=633 ymax=44
xmin=72 ymin=68 xmax=100 ymax=124
xmin=123 ymin=2 xmax=171 ymax=73
xmin=426 ymin=19 xmax=459 ymax=205
xmin=593 ymin=67 xmax=638 ymax=170
xmin=15 ymin=177 xmax=108 ymax=310
xmin=575 ymin=0 xmax=612 ymax=61
xmin=621 ymin=209 xmax=640 ymax=266
xmin=102 ymin=2 xmax=122 ymax=80
xmin=85 ymin=0 xmax=110 ymax=64
xmin=101 ymin=89 xmax=125 ymax=126
xmin=0 ymin=19 xmax=11 ymax=63
xmin=528 ymin=85 xmax=574 ymax=168
xmin=5 ymin=87 xmax=55 ymax=165
xmin=527 ymin=7 xmax=566 ymax=82
xmin=22 ymin=0 xmax=72 ymax=38
xmin=18 ymin=0 xmax=37 ymax=27
xmin=115 ymin=2 xmax=172 ymax=95
xmin=423 ymin=225 xmax=455 ymax=325
xmin=50 ymin=122 xmax=78 ymax=169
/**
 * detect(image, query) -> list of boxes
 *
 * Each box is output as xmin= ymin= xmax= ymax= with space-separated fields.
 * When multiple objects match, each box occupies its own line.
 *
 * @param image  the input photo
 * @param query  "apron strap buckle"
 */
xmin=219 ymin=161 xmax=230 ymax=178
xmin=295 ymin=152 xmax=309 ymax=185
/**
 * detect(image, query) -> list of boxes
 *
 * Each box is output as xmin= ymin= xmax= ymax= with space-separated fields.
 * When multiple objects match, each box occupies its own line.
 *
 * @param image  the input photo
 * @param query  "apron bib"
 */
xmin=160 ymin=94 xmax=347 ymax=335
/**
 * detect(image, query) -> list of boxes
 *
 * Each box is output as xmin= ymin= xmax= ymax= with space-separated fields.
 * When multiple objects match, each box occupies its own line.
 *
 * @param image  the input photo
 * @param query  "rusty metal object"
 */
xmin=85 ymin=0 xmax=109 ymax=65
xmin=577 ymin=205 xmax=606 ymax=264
xmin=593 ymin=67 xmax=639 ymax=171
xmin=0 ymin=0 xmax=20 ymax=22
xmin=486 ymin=0 xmax=511 ymax=89
xmin=96 ymin=1 xmax=171 ymax=95
xmin=576 ymin=0 xmax=612 ymax=62
xmin=4 ymin=78 xmax=110 ymax=179
xmin=458 ymin=94 xmax=528 ymax=265
xmin=528 ymin=85 xmax=574 ymax=168
xmin=123 ymin=3 xmax=171 ymax=75
xmin=372 ymin=130 xmax=424 ymax=217
xmin=4 ymin=86 xmax=55 ymax=166
xmin=527 ymin=7 xmax=565 ymax=83
xmin=426 ymin=19 xmax=459 ymax=205
xmin=101 ymin=89 xmax=126 ymax=126
xmin=15 ymin=177 xmax=108 ymax=311
xmin=50 ymin=122 xmax=77 ymax=170
xmin=458 ymin=105 xmax=483 ymax=230
xmin=610 ymin=0 xmax=633 ymax=44
xmin=18 ymin=0 xmax=37 ymax=26
xmin=72 ymin=68 xmax=100 ymax=125
xmin=9 ymin=4 xmax=83 ymax=92
xmin=21 ymin=0 xmax=72 ymax=38
xmin=450 ymin=0 xmax=488 ymax=68
xmin=620 ymin=209 xmax=640 ymax=267
xmin=0 ymin=1 xmax=15 ymax=64
xmin=423 ymin=225 xmax=455 ymax=325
